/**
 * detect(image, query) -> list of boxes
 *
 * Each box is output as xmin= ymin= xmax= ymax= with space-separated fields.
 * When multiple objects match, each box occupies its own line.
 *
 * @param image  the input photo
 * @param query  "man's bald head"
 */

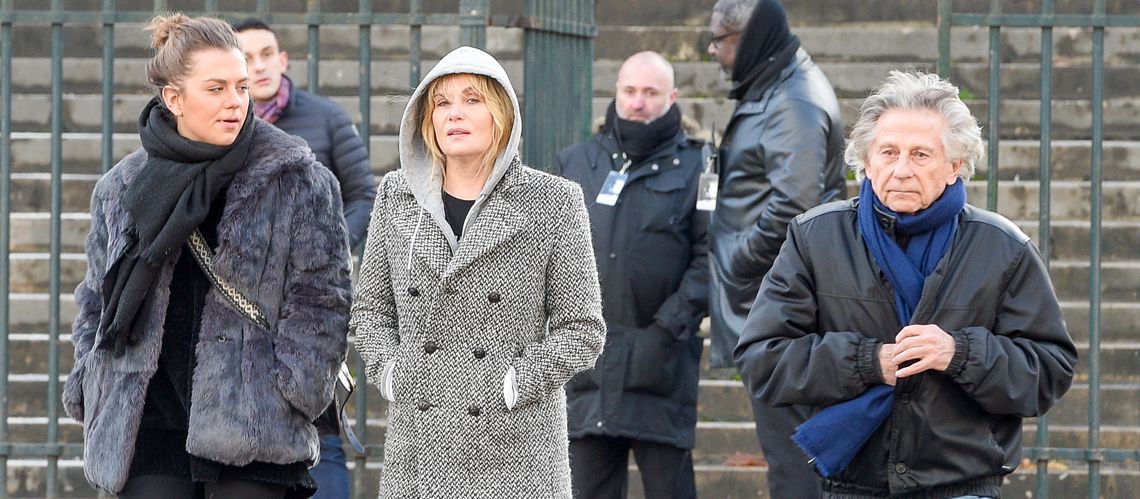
xmin=615 ymin=51 xmax=678 ymax=123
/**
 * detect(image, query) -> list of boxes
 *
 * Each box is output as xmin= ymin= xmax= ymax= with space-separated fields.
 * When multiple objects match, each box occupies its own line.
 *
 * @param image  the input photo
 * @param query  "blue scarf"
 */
xmin=791 ymin=178 xmax=966 ymax=478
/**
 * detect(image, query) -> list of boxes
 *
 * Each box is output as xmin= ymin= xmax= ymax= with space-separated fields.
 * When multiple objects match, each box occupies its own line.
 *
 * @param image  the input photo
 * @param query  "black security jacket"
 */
xmin=555 ymin=127 xmax=709 ymax=448
xmin=707 ymin=48 xmax=846 ymax=368
xmin=274 ymin=88 xmax=376 ymax=251
xmin=735 ymin=199 xmax=1078 ymax=498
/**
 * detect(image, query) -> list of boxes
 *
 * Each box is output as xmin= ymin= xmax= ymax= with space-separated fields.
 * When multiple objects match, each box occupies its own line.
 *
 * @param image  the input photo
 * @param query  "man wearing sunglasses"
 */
xmin=705 ymin=1 xmax=846 ymax=498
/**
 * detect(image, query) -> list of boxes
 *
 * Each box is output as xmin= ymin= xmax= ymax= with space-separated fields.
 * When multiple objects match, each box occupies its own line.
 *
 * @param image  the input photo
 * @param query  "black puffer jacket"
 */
xmin=555 ymin=127 xmax=709 ymax=449
xmin=735 ymin=199 xmax=1078 ymax=498
xmin=707 ymin=48 xmax=847 ymax=368
xmin=274 ymin=84 xmax=376 ymax=250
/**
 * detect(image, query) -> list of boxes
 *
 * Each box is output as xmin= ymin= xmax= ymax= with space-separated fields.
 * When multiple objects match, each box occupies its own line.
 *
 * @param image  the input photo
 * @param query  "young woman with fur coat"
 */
xmin=62 ymin=14 xmax=352 ymax=498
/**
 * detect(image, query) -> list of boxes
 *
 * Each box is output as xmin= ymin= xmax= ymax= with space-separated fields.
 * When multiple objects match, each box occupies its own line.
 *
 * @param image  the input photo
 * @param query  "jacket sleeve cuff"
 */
xmin=947 ymin=330 xmax=972 ymax=380
xmin=857 ymin=337 xmax=884 ymax=387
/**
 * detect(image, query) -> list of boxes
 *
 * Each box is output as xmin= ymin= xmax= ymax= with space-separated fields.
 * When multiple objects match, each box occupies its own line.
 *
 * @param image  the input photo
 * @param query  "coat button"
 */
xmin=443 ymin=285 xmax=456 ymax=295
xmin=468 ymin=405 xmax=482 ymax=417
xmin=487 ymin=292 xmax=501 ymax=303
xmin=900 ymin=394 xmax=910 ymax=404
xmin=424 ymin=341 xmax=438 ymax=354
xmin=651 ymin=163 xmax=659 ymax=171
xmin=672 ymin=158 xmax=680 ymax=165
xmin=417 ymin=399 xmax=431 ymax=412
xmin=407 ymin=287 xmax=420 ymax=297
xmin=217 ymin=335 xmax=227 ymax=343
xmin=608 ymin=253 xmax=616 ymax=259
xmin=473 ymin=348 xmax=487 ymax=359
xmin=895 ymin=463 xmax=907 ymax=474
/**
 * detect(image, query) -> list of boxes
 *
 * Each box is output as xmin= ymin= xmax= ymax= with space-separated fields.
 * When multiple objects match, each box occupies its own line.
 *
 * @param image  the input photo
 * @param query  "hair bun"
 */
xmin=147 ymin=13 xmax=191 ymax=49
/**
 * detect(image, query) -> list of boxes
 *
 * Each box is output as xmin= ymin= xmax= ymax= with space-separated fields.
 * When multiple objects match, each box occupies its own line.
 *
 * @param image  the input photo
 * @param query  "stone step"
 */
xmin=10 ymin=0 xmax=1140 ymax=26
xmin=9 ymin=209 xmax=1137 ymax=259
xmin=10 ymin=157 xmax=1140 ymax=220
xmin=7 ymin=55 xmax=1140 ymax=101
xmin=10 ymin=21 xmax=1140 ymax=64
xmin=6 ymin=238 xmax=1139 ymax=299
xmin=696 ymin=377 xmax=1140 ymax=428
xmin=2 ymin=458 xmax=1135 ymax=499
xmin=7 ymin=298 xmax=1140 ymax=374
xmin=8 ymin=334 xmax=1138 ymax=423
xmin=11 ymin=89 xmax=1140 ymax=158
xmin=596 ymin=25 xmax=1140 ymax=64
xmin=8 ymin=411 xmax=1135 ymax=475
xmin=689 ymin=421 xmax=1139 ymax=467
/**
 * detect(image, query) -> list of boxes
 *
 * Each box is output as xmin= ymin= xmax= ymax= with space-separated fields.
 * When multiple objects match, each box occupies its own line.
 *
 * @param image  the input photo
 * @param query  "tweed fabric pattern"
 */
xmin=352 ymin=160 xmax=606 ymax=498
xmin=63 ymin=120 xmax=353 ymax=494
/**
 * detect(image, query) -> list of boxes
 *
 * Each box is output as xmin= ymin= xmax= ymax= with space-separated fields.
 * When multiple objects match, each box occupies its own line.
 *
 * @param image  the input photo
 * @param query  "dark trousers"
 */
xmin=749 ymin=396 xmax=822 ymax=499
xmin=569 ymin=435 xmax=696 ymax=499
xmin=119 ymin=474 xmax=286 ymax=499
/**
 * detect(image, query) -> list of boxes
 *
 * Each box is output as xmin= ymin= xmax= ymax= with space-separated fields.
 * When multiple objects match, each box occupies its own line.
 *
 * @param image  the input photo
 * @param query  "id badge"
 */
xmin=696 ymin=172 xmax=718 ymax=211
xmin=596 ymin=170 xmax=629 ymax=206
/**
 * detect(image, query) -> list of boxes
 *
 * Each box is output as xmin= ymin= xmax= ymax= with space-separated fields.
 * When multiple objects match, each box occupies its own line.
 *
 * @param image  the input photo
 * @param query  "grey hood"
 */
xmin=398 ymin=45 xmax=523 ymax=250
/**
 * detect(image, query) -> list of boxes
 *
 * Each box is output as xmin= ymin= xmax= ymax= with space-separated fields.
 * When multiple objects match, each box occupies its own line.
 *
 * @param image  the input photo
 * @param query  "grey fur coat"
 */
xmin=62 ymin=119 xmax=353 ymax=493
xmin=351 ymin=46 xmax=606 ymax=497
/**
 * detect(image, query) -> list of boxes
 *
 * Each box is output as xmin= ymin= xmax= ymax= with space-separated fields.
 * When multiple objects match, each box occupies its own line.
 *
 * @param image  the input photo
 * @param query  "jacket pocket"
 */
xmin=625 ymin=325 xmax=680 ymax=397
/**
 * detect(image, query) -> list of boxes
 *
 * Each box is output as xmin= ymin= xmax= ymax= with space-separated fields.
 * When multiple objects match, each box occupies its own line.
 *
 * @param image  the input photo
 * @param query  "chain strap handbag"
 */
xmin=186 ymin=230 xmax=365 ymax=455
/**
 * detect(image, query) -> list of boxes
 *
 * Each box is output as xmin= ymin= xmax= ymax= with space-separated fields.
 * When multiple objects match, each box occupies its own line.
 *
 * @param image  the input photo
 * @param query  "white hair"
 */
xmin=712 ymin=0 xmax=758 ymax=32
xmin=845 ymin=70 xmax=984 ymax=181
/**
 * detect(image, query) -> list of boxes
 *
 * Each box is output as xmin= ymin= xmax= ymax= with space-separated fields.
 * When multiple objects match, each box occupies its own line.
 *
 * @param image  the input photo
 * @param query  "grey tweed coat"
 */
xmin=62 ymin=119 xmax=353 ymax=494
xmin=351 ymin=46 xmax=606 ymax=498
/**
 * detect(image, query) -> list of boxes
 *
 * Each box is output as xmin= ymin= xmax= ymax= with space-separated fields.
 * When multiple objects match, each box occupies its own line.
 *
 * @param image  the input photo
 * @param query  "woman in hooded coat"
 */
xmin=351 ymin=46 xmax=606 ymax=497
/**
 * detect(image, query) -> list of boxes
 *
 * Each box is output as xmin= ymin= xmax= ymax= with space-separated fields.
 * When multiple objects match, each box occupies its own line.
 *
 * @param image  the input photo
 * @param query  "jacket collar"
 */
xmin=392 ymin=160 xmax=533 ymax=279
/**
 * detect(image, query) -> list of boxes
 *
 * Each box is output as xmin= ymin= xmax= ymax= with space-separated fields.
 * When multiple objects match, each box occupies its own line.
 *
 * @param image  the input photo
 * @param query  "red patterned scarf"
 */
xmin=254 ymin=74 xmax=292 ymax=124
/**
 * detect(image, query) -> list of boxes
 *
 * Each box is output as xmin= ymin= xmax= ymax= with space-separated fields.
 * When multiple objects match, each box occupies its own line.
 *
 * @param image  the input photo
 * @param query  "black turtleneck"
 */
xmin=603 ymin=102 xmax=682 ymax=165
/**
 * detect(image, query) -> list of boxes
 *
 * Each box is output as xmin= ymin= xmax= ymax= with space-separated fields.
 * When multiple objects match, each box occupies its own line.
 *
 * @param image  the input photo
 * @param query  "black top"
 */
xmin=442 ymin=190 xmax=476 ymax=239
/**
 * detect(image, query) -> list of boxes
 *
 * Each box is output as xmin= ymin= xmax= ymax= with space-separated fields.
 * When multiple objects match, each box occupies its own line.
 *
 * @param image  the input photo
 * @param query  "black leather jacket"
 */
xmin=735 ymin=199 xmax=1078 ymax=498
xmin=707 ymin=48 xmax=846 ymax=368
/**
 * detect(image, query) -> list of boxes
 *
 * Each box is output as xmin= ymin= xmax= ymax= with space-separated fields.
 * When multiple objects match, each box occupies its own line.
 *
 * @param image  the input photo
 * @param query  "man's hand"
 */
xmin=878 ymin=343 xmax=898 ymax=386
xmin=891 ymin=324 xmax=956 ymax=379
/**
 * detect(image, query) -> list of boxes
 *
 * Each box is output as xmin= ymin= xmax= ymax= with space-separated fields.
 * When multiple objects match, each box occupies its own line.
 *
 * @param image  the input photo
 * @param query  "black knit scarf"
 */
xmin=98 ymin=96 xmax=254 ymax=355
xmin=728 ymin=0 xmax=801 ymax=102
xmin=603 ymin=101 xmax=681 ymax=165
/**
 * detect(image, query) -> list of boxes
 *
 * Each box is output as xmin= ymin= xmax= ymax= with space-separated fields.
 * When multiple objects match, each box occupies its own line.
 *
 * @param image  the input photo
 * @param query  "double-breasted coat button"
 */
xmin=417 ymin=399 xmax=431 ymax=412
xmin=473 ymin=348 xmax=487 ymax=359
xmin=487 ymin=292 xmax=501 ymax=303
xmin=407 ymin=287 xmax=420 ymax=297
xmin=672 ymin=158 xmax=680 ymax=165
xmin=468 ymin=405 xmax=482 ymax=417
xmin=424 ymin=341 xmax=438 ymax=354
xmin=651 ymin=163 xmax=659 ymax=171
xmin=895 ymin=463 xmax=908 ymax=474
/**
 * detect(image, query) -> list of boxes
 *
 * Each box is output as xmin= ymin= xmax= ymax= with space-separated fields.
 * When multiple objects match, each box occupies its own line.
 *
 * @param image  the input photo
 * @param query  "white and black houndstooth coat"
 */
xmin=351 ymin=46 xmax=605 ymax=498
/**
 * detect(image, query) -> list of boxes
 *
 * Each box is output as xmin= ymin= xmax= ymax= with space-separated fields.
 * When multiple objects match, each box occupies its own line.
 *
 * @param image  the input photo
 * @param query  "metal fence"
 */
xmin=937 ymin=0 xmax=1140 ymax=497
xmin=0 ymin=1 xmax=594 ymax=496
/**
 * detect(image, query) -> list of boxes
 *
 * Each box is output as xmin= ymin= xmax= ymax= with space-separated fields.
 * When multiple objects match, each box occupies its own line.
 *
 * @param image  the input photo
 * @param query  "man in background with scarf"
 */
xmin=735 ymin=71 xmax=1076 ymax=498
xmin=234 ymin=18 xmax=376 ymax=499
xmin=556 ymin=51 xmax=709 ymax=499
xmin=704 ymin=0 xmax=846 ymax=497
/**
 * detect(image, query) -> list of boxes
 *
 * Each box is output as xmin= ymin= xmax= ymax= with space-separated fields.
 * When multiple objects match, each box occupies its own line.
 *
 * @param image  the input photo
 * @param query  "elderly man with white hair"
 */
xmin=734 ymin=71 xmax=1077 ymax=499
